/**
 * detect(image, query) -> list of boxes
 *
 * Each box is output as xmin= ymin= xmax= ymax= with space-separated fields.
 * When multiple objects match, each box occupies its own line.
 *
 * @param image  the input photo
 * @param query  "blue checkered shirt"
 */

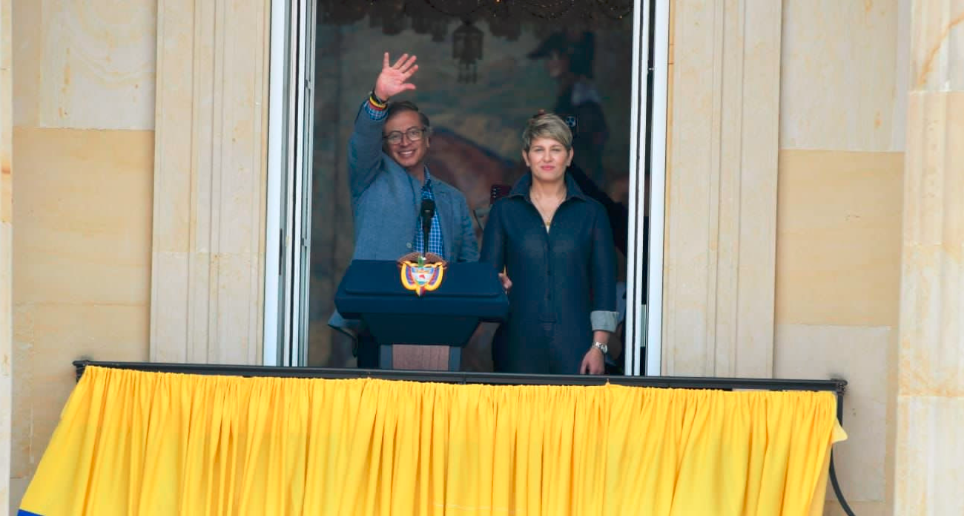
xmin=366 ymin=98 xmax=445 ymax=259
xmin=365 ymin=97 xmax=389 ymax=120
xmin=414 ymin=172 xmax=445 ymax=258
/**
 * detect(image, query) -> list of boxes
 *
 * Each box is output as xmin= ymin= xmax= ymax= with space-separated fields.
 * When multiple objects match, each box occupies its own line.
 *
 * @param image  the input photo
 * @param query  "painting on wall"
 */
xmin=308 ymin=1 xmax=636 ymax=368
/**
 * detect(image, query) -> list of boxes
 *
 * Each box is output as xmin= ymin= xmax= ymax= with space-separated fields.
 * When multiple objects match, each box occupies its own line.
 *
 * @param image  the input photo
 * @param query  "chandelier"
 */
xmin=319 ymin=0 xmax=634 ymax=83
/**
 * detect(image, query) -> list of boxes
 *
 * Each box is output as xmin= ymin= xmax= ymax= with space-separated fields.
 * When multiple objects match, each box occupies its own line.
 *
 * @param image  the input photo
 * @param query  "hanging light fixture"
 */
xmin=408 ymin=1 xmax=450 ymax=42
xmin=317 ymin=0 xmax=635 ymax=82
xmin=320 ymin=0 xmax=634 ymax=29
xmin=452 ymin=20 xmax=484 ymax=83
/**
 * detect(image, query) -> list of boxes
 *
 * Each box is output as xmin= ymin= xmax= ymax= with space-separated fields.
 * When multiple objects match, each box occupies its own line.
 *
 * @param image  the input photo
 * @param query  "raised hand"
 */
xmin=374 ymin=53 xmax=419 ymax=101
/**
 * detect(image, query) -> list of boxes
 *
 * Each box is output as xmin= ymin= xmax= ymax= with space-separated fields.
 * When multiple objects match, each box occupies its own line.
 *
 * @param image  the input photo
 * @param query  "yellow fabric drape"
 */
xmin=19 ymin=366 xmax=845 ymax=516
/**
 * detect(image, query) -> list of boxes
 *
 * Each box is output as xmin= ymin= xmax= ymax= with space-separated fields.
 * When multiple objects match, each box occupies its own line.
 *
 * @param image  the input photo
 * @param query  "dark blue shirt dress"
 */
xmin=480 ymin=173 xmax=618 ymax=374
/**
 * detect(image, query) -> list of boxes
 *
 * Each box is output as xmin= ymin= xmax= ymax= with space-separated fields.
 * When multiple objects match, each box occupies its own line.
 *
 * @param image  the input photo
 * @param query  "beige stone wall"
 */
xmin=9 ymin=0 xmax=156 ymax=510
xmin=1 ymin=0 xmax=13 ymax=512
xmin=773 ymin=1 xmax=908 ymax=514
xmin=893 ymin=0 xmax=964 ymax=512
xmin=0 ymin=1 xmax=915 ymax=514
xmin=666 ymin=0 xmax=907 ymax=513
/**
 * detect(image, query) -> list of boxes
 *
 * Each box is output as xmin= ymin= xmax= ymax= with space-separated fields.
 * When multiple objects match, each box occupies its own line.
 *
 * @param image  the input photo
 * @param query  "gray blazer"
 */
xmin=347 ymin=103 xmax=478 ymax=262
xmin=329 ymin=102 xmax=479 ymax=337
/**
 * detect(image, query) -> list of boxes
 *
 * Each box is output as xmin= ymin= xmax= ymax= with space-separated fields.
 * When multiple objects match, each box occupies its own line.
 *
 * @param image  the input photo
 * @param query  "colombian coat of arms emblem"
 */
xmin=398 ymin=253 xmax=447 ymax=296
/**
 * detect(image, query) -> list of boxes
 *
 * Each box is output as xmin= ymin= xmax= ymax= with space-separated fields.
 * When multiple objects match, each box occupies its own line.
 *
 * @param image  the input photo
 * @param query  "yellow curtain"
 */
xmin=19 ymin=366 xmax=845 ymax=516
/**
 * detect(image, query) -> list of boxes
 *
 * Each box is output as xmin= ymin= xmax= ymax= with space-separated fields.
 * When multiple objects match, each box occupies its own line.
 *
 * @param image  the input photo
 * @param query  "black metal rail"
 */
xmin=71 ymin=360 xmax=854 ymax=514
xmin=73 ymin=360 xmax=846 ymax=393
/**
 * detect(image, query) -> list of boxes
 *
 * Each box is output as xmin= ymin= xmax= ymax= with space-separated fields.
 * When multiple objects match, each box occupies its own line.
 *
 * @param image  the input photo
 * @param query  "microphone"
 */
xmin=420 ymin=198 xmax=435 ymax=256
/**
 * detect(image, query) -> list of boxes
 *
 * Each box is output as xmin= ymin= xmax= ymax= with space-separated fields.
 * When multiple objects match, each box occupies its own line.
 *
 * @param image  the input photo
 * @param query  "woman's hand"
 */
xmin=579 ymin=347 xmax=605 ymax=375
xmin=498 ymin=272 xmax=513 ymax=293
xmin=374 ymin=53 xmax=418 ymax=101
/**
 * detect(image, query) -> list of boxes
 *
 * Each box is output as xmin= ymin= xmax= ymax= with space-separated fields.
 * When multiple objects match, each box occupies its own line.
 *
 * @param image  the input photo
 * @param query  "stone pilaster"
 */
xmin=894 ymin=1 xmax=964 ymax=513
xmin=662 ymin=0 xmax=782 ymax=377
xmin=151 ymin=0 xmax=270 ymax=364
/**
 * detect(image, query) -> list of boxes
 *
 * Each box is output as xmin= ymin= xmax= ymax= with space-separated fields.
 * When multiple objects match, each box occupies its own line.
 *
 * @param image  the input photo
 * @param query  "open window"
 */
xmin=265 ymin=0 xmax=668 ymax=376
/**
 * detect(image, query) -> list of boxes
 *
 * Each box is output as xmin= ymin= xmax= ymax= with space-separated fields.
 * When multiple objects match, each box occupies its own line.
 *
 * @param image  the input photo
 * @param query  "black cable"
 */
xmin=829 ymin=390 xmax=857 ymax=516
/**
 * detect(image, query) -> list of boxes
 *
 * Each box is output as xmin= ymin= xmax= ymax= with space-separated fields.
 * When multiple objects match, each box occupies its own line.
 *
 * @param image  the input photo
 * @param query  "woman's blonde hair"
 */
xmin=522 ymin=113 xmax=573 ymax=151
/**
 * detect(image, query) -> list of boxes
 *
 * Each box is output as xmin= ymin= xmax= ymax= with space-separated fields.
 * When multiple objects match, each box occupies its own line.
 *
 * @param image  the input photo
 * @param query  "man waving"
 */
xmin=331 ymin=53 xmax=478 ymax=368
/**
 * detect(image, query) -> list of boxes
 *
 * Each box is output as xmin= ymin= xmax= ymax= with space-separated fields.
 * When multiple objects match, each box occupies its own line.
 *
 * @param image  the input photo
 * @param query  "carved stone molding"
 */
xmin=894 ymin=1 xmax=964 ymax=511
xmin=151 ymin=0 xmax=270 ymax=364
xmin=661 ymin=0 xmax=782 ymax=377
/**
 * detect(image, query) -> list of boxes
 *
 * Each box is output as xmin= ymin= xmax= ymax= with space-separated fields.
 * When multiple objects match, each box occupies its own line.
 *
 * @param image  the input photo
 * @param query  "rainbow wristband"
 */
xmin=368 ymin=92 xmax=386 ymax=110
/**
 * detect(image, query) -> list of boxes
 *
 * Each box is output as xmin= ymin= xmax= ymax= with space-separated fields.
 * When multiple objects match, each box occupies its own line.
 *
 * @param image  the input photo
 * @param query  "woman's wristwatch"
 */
xmin=592 ymin=341 xmax=608 ymax=355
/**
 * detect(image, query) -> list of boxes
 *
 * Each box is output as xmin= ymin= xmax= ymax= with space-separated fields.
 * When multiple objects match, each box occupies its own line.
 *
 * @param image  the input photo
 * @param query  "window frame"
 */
xmin=264 ymin=0 xmax=669 ymax=376
xmin=263 ymin=0 xmax=316 ymax=367
xmin=624 ymin=0 xmax=670 ymax=376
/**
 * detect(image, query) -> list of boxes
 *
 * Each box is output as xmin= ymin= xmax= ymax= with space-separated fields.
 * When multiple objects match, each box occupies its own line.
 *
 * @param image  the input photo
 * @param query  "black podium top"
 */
xmin=336 ymin=260 xmax=509 ymax=320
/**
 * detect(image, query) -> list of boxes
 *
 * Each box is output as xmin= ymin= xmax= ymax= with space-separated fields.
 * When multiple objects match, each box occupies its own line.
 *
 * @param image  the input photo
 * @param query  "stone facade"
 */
xmin=894 ymin=0 xmax=964 ymax=513
xmin=2 ymin=0 xmax=961 ymax=514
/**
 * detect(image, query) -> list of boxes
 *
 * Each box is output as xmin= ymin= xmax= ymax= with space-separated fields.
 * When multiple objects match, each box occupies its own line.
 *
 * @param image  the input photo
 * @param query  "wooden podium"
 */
xmin=392 ymin=345 xmax=451 ymax=370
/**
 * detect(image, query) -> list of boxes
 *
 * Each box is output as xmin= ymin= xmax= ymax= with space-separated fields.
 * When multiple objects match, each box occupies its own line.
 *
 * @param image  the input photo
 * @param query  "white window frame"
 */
xmin=264 ymin=0 xmax=669 ymax=375
xmin=264 ymin=0 xmax=315 ymax=366
xmin=624 ymin=0 xmax=669 ymax=376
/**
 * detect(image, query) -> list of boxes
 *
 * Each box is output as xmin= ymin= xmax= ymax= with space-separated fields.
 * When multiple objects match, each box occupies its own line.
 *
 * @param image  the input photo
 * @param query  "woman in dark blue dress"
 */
xmin=481 ymin=114 xmax=618 ymax=375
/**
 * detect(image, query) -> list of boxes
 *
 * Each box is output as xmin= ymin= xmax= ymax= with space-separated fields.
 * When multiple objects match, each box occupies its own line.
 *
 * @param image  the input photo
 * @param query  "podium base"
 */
xmin=380 ymin=344 xmax=461 ymax=371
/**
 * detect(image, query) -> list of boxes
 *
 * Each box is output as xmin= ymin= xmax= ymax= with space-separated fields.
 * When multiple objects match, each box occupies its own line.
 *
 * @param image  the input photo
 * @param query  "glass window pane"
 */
xmin=307 ymin=2 xmax=644 ymax=372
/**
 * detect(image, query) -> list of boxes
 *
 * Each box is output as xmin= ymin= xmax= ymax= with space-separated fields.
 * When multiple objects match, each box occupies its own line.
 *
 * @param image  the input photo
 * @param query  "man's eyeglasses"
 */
xmin=384 ymin=127 xmax=427 ymax=145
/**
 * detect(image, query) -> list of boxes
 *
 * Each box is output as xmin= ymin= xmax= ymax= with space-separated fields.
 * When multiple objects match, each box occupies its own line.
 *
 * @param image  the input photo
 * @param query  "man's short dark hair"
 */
xmin=386 ymin=100 xmax=431 ymax=131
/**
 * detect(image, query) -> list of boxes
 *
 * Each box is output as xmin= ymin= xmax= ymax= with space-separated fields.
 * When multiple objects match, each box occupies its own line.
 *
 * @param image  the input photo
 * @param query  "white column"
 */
xmin=661 ymin=0 xmax=782 ymax=377
xmin=894 ymin=1 xmax=964 ymax=513
xmin=151 ymin=0 xmax=270 ymax=364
